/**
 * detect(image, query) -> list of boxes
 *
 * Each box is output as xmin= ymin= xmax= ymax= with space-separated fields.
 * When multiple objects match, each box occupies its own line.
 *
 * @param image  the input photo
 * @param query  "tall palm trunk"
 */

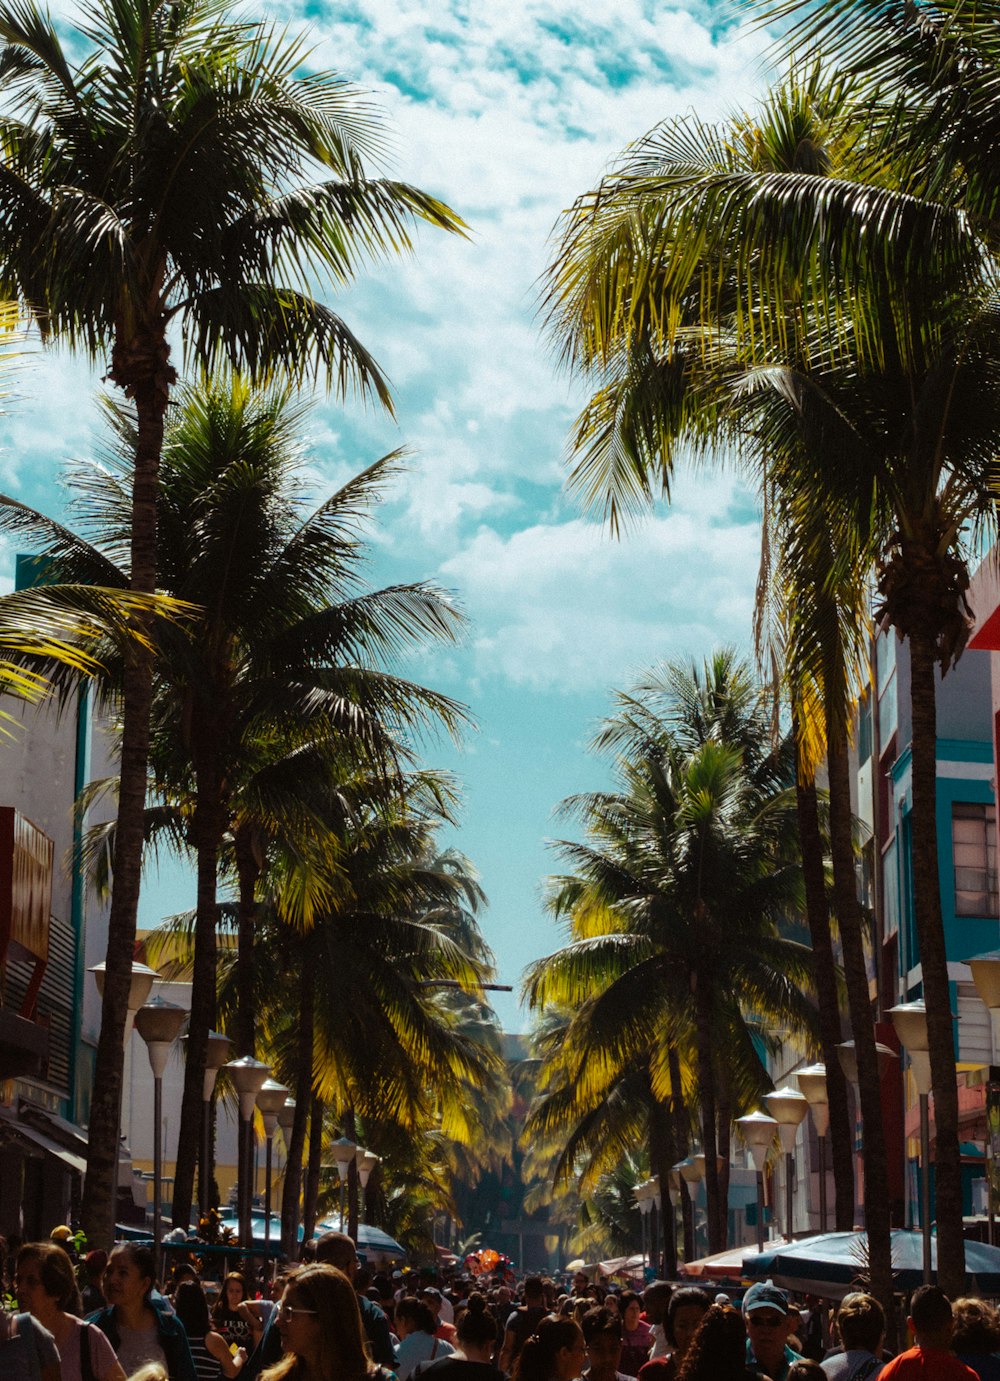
xmin=81 ymin=323 xmax=174 ymax=1248
xmin=668 ymin=1043 xmax=694 ymax=1261
xmin=694 ymin=977 xmax=724 ymax=1254
xmin=649 ymin=1089 xmax=678 ymax=1276
xmin=235 ymin=824 xmax=261 ymax=1058
xmin=827 ymin=724 xmax=894 ymax=1311
xmin=716 ymin=1069 xmax=732 ymax=1249
xmin=173 ymin=744 xmax=223 ymax=1229
xmin=280 ymin=965 xmax=314 ymax=1256
xmin=794 ymin=726 xmax=855 ymax=1230
xmin=909 ymin=623 xmax=964 ymax=1295
xmin=345 ymin=1107 xmax=360 ymax=1242
xmin=302 ymin=1093 xmax=324 ymax=1242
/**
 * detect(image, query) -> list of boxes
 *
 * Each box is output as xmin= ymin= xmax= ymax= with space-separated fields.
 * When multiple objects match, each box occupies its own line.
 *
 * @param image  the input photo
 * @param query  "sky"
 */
xmin=0 ymin=0 xmax=780 ymax=1031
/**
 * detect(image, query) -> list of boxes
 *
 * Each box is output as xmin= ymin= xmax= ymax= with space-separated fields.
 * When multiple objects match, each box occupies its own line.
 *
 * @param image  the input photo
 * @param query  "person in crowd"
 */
xmin=787 ymin=1365 xmax=825 ymax=1380
xmin=395 ymin=1297 xmax=456 ymax=1381
xmin=313 ymin=1232 xmax=397 ymax=1368
xmin=172 ymin=1280 xmax=246 ymax=1381
xmin=499 ymin=1277 xmax=549 ymax=1375
xmin=212 ymin=1276 xmax=261 ymax=1354
xmin=641 ymin=1286 xmax=672 ymax=1363
xmin=1 ymin=1300 xmax=62 ymax=1381
xmin=128 ymin=1368 xmax=168 ymax=1381
xmin=493 ymin=1287 xmax=516 ymax=1343
xmin=820 ymin=1293 xmax=885 ymax=1381
xmin=582 ymin=1306 xmax=630 ymax=1381
xmin=83 ymin=1253 xmax=110 ymax=1315
xmin=742 ymin=1282 xmax=803 ymax=1381
xmin=89 ymin=1243 xmax=196 ymax=1381
xmin=676 ymin=1305 xmax=762 ymax=1381
xmin=416 ymin=1293 xmax=503 ymax=1381
xmin=15 ymin=1241 xmax=125 ymax=1381
xmin=619 ymin=1294 xmax=653 ymax=1378
xmin=878 ymin=1287 xmax=977 ymax=1381
xmin=260 ymin=1264 xmax=391 ymax=1381
xmin=571 ymin=1276 xmax=591 ymax=1300
xmin=421 ymin=1290 xmax=457 ymax=1345
xmin=167 ymin=1268 xmax=199 ymax=1302
xmin=638 ymin=1287 xmax=712 ymax=1381
xmin=799 ymin=1301 xmax=829 ymax=1364
xmin=511 ymin=1317 xmax=587 ymax=1381
xmin=951 ymin=1297 xmax=1000 ymax=1381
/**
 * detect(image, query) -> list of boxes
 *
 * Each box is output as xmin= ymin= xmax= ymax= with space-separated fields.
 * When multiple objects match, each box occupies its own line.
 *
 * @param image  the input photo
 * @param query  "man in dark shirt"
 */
xmin=315 ymin=1231 xmax=398 ymax=1367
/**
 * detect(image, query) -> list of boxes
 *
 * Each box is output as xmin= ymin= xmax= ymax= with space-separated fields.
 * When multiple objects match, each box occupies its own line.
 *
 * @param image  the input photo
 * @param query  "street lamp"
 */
xmin=134 ymin=996 xmax=188 ymax=1280
xmin=255 ymin=1078 xmax=289 ymax=1272
xmin=358 ymin=1148 xmax=380 ymax=1226
xmin=797 ymin=1064 xmax=831 ymax=1233
xmin=888 ymin=1002 xmax=932 ymax=1283
xmin=89 ymin=959 xmax=159 ymax=1246
xmin=765 ymin=1086 xmax=809 ymax=1241
xmin=195 ymin=1030 xmax=231 ymax=1220
xmin=969 ymin=952 xmax=1000 ymax=1246
xmin=634 ymin=1179 xmax=654 ymax=1268
xmin=330 ymin=1135 xmax=357 ymax=1230
xmin=737 ymin=1111 xmax=778 ymax=1254
xmin=223 ymin=1056 xmax=271 ymax=1250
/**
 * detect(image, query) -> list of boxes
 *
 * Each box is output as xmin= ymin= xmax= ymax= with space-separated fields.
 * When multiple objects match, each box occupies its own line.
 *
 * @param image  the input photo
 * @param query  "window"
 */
xmin=953 ymin=803 xmax=999 ymax=918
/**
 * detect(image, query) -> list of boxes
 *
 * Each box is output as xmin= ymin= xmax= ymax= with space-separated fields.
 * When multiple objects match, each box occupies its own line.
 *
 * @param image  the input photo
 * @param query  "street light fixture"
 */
xmin=634 ymin=1179 xmax=654 ymax=1268
xmin=765 ymin=1086 xmax=809 ymax=1241
xmin=134 ymin=996 xmax=188 ymax=1279
xmin=330 ymin=1135 xmax=357 ymax=1230
xmin=737 ymin=1111 xmax=778 ymax=1254
xmin=256 ymin=1078 xmax=289 ymax=1272
xmin=195 ymin=1030 xmax=231 ymax=1219
xmin=797 ymin=1064 xmax=831 ymax=1233
xmin=223 ymin=1056 xmax=271 ymax=1250
xmin=888 ymin=1002 xmax=932 ymax=1284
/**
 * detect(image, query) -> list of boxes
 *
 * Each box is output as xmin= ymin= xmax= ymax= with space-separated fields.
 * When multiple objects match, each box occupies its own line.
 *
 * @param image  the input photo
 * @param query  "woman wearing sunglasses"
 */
xmin=264 ymin=1265 xmax=395 ymax=1381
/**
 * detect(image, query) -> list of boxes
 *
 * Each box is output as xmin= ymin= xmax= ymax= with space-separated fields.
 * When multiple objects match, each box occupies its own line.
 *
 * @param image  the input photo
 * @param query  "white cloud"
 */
xmin=440 ymin=470 xmax=761 ymax=691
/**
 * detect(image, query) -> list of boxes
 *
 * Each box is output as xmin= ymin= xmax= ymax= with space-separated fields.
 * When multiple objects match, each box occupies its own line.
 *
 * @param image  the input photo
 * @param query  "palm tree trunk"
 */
xmin=909 ymin=624 xmax=964 ymax=1296
xmin=235 ymin=824 xmax=260 ymax=1058
xmin=649 ymin=1092 xmax=678 ymax=1276
xmin=280 ymin=965 xmax=314 ymax=1256
xmin=668 ymin=1044 xmax=694 ymax=1261
xmin=716 ymin=1071 xmax=732 ymax=1249
xmin=827 ymin=724 xmax=894 ymax=1311
xmin=794 ymin=728 xmax=855 ymax=1230
xmin=172 ymin=776 xmax=222 ymax=1229
xmin=302 ymin=1093 xmax=324 ymax=1242
xmin=345 ymin=1107 xmax=360 ymax=1242
xmin=694 ymin=979 xmax=723 ymax=1254
xmin=81 ymin=338 xmax=172 ymax=1249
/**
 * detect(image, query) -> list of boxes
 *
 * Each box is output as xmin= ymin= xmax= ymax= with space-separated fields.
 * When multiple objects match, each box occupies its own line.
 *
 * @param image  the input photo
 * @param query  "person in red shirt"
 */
xmin=879 ymin=1285 xmax=978 ymax=1381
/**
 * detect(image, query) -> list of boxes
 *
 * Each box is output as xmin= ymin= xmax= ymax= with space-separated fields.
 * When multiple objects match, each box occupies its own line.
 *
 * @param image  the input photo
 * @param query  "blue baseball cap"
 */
xmin=742 ymin=1281 xmax=790 ymax=1315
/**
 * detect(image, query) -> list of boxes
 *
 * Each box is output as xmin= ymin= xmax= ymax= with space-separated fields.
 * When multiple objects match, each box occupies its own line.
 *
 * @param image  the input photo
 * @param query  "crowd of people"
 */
xmin=3 ymin=1230 xmax=1000 ymax=1381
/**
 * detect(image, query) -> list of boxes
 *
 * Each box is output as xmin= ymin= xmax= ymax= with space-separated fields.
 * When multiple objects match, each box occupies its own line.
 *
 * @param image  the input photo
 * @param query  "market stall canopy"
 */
xmin=597 ymin=1253 xmax=645 ymax=1280
xmin=745 ymin=1231 xmax=1000 ymax=1298
xmin=681 ymin=1239 xmax=789 ymax=1280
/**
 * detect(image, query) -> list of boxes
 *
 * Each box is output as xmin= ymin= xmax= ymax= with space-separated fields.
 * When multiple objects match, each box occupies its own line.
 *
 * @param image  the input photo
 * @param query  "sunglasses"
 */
xmin=747 ymin=1313 xmax=786 ymax=1328
xmin=277 ymin=1303 xmax=319 ymax=1322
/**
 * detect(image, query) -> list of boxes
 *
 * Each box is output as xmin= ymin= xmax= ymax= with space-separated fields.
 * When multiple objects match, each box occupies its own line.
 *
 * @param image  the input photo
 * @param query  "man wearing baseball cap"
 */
xmin=743 ymin=1281 xmax=804 ymax=1380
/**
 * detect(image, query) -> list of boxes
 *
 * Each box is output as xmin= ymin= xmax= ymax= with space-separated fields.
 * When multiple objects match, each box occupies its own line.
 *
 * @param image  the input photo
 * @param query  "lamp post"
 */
xmin=888 ymin=1002 xmax=932 ymax=1283
xmin=969 ymin=951 xmax=1000 ymax=1247
xmin=797 ymin=1064 xmax=830 ymax=1233
xmin=678 ymin=1157 xmax=705 ymax=1257
xmin=134 ymin=996 xmax=188 ymax=1280
xmin=635 ymin=1179 xmax=653 ymax=1268
xmin=195 ymin=1030 xmax=231 ymax=1221
xmin=89 ymin=959 xmax=159 ymax=1245
xmin=765 ymin=1087 xmax=809 ymax=1241
xmin=224 ymin=1056 xmax=271 ymax=1251
xmin=330 ymin=1135 xmax=357 ymax=1230
xmin=255 ymin=1078 xmax=289 ymax=1273
xmin=357 ymin=1148 xmax=380 ymax=1225
xmin=737 ymin=1111 xmax=778 ymax=1254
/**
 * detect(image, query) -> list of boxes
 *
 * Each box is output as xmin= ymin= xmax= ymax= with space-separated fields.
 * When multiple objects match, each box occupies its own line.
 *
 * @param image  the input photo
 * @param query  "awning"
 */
xmin=0 ymin=1108 xmax=87 ymax=1175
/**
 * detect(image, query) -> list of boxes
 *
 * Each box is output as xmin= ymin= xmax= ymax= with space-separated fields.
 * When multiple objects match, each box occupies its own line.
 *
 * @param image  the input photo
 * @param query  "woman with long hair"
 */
xmin=89 ymin=1243 xmax=197 ymax=1381
xmin=15 ymin=1241 xmax=125 ymax=1381
xmin=511 ymin=1317 xmax=586 ymax=1381
xmin=418 ymin=1294 xmax=503 ymax=1381
xmin=677 ymin=1306 xmax=765 ymax=1381
xmin=172 ymin=1280 xmax=246 ymax=1381
xmin=212 ymin=1275 xmax=261 ymax=1353
xmin=262 ymin=1264 xmax=393 ymax=1381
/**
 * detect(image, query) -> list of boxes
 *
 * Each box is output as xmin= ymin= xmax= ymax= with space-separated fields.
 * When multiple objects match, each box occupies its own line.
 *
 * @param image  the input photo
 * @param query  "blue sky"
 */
xmin=0 ymin=0 xmax=777 ymax=1030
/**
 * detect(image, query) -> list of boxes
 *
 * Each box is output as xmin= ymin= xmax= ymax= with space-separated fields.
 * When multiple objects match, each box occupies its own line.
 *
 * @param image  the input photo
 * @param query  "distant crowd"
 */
xmin=2 ymin=1228 xmax=1000 ymax=1381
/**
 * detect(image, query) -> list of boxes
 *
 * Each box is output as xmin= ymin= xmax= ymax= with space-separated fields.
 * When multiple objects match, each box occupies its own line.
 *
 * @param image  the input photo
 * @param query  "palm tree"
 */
xmin=0 ymin=377 xmax=471 ymax=1230
xmin=0 ymin=0 xmax=465 ymax=1243
xmin=525 ymin=653 xmax=817 ymax=1254
xmin=543 ymin=64 xmax=1000 ymax=1297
